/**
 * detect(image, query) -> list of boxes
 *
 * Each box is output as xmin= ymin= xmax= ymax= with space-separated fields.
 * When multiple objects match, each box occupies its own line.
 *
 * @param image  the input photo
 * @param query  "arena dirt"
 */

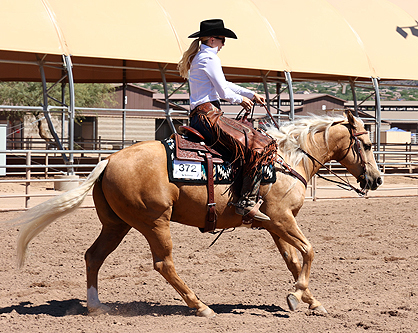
xmin=0 ymin=189 xmax=417 ymax=332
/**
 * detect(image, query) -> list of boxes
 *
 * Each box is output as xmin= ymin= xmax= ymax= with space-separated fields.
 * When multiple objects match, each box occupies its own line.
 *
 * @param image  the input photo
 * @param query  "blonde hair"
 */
xmin=178 ymin=37 xmax=210 ymax=79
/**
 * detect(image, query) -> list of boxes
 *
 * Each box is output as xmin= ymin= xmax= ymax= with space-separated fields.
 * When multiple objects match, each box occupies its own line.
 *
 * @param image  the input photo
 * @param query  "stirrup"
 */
xmin=235 ymin=199 xmax=270 ymax=222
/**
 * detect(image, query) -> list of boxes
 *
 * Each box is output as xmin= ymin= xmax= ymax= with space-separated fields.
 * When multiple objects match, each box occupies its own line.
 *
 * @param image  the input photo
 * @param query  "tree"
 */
xmin=0 ymin=82 xmax=116 ymax=142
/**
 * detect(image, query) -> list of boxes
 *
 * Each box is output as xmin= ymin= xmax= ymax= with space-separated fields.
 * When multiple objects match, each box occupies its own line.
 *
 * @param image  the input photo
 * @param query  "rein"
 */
xmin=301 ymin=149 xmax=367 ymax=196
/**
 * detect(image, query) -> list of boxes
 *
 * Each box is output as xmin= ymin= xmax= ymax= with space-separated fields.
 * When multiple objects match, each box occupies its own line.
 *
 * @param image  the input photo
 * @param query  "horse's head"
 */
xmin=332 ymin=111 xmax=382 ymax=191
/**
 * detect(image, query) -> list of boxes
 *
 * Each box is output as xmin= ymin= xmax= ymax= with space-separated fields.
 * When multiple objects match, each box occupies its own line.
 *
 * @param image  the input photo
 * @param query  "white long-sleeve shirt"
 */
xmin=189 ymin=44 xmax=254 ymax=110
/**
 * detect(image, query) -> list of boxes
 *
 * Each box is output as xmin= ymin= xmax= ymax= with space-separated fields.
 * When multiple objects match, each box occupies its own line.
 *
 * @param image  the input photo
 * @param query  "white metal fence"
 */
xmin=0 ymin=149 xmax=115 ymax=210
xmin=0 ymin=148 xmax=416 ymax=211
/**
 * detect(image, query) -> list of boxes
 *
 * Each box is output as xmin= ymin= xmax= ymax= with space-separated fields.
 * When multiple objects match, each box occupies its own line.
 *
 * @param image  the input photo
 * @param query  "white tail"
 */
xmin=12 ymin=159 xmax=109 ymax=267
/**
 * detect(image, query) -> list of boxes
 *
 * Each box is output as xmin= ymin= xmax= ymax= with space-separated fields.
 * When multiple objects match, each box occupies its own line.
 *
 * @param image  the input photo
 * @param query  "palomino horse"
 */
xmin=10 ymin=111 xmax=381 ymax=317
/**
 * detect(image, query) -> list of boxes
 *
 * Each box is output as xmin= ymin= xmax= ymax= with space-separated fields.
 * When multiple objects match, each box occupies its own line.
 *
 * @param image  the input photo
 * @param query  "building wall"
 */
xmin=301 ymin=96 xmax=345 ymax=115
xmin=97 ymin=116 xmax=155 ymax=147
xmin=114 ymin=85 xmax=156 ymax=110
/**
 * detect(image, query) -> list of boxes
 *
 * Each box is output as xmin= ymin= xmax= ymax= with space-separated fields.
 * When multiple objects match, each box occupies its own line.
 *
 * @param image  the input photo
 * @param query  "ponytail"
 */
xmin=178 ymin=37 xmax=209 ymax=79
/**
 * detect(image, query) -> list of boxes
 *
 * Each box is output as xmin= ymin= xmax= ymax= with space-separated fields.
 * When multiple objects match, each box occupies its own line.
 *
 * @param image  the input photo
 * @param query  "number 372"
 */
xmin=178 ymin=163 xmax=196 ymax=172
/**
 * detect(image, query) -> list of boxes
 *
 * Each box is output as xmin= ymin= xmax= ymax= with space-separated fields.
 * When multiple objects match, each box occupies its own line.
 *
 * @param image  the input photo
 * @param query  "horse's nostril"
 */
xmin=376 ymin=177 xmax=383 ymax=186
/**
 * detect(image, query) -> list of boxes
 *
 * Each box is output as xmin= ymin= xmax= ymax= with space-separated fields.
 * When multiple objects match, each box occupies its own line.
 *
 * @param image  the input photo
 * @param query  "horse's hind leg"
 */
xmin=139 ymin=213 xmax=215 ymax=318
xmin=269 ymin=233 xmax=327 ymax=313
xmin=85 ymin=182 xmax=132 ymax=314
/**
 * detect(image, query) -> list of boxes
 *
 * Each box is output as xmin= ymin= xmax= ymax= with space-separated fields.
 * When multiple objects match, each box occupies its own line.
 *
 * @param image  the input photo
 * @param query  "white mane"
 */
xmin=265 ymin=114 xmax=347 ymax=175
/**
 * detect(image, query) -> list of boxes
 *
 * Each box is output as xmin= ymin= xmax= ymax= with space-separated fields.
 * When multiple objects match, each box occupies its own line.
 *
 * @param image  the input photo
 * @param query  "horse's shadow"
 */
xmin=0 ymin=299 xmax=87 ymax=317
xmin=0 ymin=299 xmax=289 ymax=318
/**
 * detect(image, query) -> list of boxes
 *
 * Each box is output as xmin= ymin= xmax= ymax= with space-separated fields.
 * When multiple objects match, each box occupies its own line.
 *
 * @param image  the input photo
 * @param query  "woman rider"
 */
xmin=178 ymin=19 xmax=277 ymax=221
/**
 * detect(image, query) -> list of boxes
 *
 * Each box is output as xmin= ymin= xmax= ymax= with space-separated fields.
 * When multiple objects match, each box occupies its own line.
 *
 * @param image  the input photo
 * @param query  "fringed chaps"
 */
xmin=191 ymin=103 xmax=277 ymax=181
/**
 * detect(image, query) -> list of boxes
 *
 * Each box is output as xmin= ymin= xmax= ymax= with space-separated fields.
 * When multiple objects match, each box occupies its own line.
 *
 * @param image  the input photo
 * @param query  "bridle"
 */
xmin=333 ymin=123 xmax=368 ymax=174
xmin=242 ymin=103 xmax=370 ymax=195
xmin=300 ymin=122 xmax=369 ymax=196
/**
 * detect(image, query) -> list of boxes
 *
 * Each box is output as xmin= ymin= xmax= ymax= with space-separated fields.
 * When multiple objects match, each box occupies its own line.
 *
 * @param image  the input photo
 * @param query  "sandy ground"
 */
xmin=0 ymin=179 xmax=417 ymax=332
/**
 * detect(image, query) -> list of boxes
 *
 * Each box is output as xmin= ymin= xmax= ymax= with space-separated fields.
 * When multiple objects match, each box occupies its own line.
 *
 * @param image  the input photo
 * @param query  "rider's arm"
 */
xmin=204 ymin=55 xmax=254 ymax=103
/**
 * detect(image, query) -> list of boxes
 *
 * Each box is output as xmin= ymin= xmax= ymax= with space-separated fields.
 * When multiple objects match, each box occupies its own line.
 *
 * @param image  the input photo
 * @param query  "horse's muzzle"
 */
xmin=358 ymin=174 xmax=383 ymax=191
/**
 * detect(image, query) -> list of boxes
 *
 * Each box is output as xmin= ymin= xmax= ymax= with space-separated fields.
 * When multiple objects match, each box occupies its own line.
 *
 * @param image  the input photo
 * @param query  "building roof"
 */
xmin=279 ymin=93 xmax=347 ymax=103
xmin=114 ymin=83 xmax=155 ymax=95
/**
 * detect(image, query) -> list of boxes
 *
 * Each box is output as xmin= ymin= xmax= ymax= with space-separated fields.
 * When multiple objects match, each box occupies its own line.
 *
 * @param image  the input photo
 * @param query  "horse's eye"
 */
xmin=363 ymin=143 xmax=372 ymax=151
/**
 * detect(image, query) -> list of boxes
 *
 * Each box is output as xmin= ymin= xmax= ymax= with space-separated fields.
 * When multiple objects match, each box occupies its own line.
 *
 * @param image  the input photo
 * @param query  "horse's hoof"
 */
xmin=287 ymin=293 xmax=300 ymax=311
xmin=88 ymin=303 xmax=111 ymax=315
xmin=310 ymin=305 xmax=328 ymax=314
xmin=196 ymin=307 xmax=216 ymax=318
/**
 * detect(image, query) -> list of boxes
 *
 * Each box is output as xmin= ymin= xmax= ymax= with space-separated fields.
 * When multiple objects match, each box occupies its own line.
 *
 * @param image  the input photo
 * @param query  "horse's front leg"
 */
xmin=269 ymin=232 xmax=327 ymax=313
xmin=264 ymin=213 xmax=317 ymax=312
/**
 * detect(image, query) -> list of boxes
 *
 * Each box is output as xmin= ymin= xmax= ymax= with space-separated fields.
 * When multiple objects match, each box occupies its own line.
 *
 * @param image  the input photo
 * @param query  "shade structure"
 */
xmin=328 ymin=0 xmax=418 ymax=81
xmin=0 ymin=0 xmax=418 ymax=83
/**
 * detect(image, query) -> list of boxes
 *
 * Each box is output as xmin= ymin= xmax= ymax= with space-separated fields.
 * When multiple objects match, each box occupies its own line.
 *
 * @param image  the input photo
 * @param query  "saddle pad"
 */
xmin=162 ymin=137 xmax=276 ymax=184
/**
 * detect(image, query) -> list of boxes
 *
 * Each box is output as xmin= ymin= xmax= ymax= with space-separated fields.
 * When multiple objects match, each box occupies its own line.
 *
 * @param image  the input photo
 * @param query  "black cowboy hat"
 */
xmin=188 ymin=19 xmax=237 ymax=39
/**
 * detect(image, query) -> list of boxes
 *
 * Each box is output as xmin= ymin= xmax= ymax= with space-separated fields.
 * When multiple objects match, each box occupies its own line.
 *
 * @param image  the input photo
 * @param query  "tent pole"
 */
xmin=349 ymin=78 xmax=359 ymax=117
xmin=262 ymin=74 xmax=271 ymax=111
xmin=159 ymin=64 xmax=176 ymax=134
xmin=64 ymin=55 xmax=75 ymax=174
xmin=38 ymin=59 xmax=69 ymax=165
xmin=284 ymin=71 xmax=295 ymax=121
xmin=61 ymin=79 xmax=66 ymax=142
xmin=372 ymin=77 xmax=381 ymax=162
xmin=276 ymin=82 xmax=282 ymax=126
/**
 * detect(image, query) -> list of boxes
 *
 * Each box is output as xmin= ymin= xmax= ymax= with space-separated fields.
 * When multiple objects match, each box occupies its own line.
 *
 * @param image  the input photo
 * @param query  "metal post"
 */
xmin=38 ymin=59 xmax=68 ymax=163
xmin=45 ymin=153 xmax=49 ymax=178
xmin=262 ymin=75 xmax=279 ymax=126
xmin=276 ymin=82 xmax=282 ymax=126
xmin=372 ymin=77 xmax=381 ymax=162
xmin=61 ymin=80 xmax=66 ymax=143
xmin=122 ymin=60 xmax=127 ymax=148
xmin=64 ymin=55 xmax=75 ymax=174
xmin=262 ymin=75 xmax=271 ymax=111
xmin=284 ymin=71 xmax=295 ymax=121
xmin=25 ymin=151 xmax=31 ymax=209
xmin=98 ymin=136 xmax=102 ymax=161
xmin=159 ymin=64 xmax=177 ymax=134
xmin=349 ymin=78 xmax=359 ymax=117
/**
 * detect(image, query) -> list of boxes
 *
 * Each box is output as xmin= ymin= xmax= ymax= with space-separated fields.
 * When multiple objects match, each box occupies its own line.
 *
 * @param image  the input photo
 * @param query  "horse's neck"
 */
xmin=302 ymin=131 xmax=335 ymax=180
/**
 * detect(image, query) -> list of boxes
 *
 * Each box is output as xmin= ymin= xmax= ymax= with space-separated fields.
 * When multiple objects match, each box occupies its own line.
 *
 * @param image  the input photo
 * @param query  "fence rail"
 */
xmin=0 ymin=148 xmax=416 ymax=211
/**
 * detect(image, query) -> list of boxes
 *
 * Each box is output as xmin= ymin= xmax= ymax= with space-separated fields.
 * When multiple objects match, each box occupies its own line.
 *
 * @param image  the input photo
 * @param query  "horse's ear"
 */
xmin=345 ymin=109 xmax=357 ymax=128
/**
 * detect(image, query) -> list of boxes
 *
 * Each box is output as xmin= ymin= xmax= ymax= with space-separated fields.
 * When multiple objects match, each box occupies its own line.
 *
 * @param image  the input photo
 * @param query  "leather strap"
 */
xmin=203 ymin=152 xmax=217 ymax=232
xmin=276 ymin=156 xmax=308 ymax=188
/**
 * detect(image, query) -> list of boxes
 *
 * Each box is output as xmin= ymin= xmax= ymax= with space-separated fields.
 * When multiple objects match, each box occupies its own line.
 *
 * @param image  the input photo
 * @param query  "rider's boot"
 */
xmin=235 ymin=173 xmax=270 ymax=221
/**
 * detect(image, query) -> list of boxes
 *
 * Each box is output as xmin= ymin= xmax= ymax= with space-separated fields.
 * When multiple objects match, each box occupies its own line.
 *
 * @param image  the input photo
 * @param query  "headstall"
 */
xmin=301 ymin=122 xmax=369 ymax=196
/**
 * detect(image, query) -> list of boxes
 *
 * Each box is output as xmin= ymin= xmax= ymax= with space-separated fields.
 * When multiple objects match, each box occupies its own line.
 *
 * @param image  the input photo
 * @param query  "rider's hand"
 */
xmin=253 ymin=93 xmax=265 ymax=105
xmin=240 ymin=96 xmax=253 ymax=111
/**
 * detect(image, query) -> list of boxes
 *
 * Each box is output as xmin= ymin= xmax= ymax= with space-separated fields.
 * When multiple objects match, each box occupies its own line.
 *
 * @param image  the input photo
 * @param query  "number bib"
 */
xmin=172 ymin=160 xmax=202 ymax=180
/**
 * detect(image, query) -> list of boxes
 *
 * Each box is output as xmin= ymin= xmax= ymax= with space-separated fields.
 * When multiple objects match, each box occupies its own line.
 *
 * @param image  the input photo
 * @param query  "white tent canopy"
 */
xmin=0 ymin=0 xmax=418 ymax=83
